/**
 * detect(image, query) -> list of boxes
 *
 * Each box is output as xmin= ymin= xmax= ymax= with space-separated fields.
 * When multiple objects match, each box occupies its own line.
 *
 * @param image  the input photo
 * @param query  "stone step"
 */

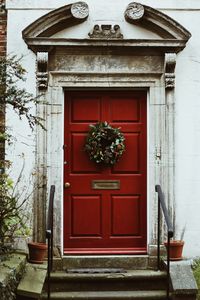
xmin=53 ymin=255 xmax=151 ymax=271
xmin=17 ymin=263 xmax=47 ymax=299
xmin=45 ymin=269 xmax=167 ymax=292
xmin=41 ymin=290 xmax=167 ymax=299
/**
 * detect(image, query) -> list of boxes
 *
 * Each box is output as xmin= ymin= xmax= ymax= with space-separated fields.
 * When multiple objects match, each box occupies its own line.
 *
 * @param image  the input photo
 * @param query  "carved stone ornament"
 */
xmin=37 ymin=52 xmax=48 ymax=90
xmin=89 ymin=25 xmax=123 ymax=39
xmin=125 ymin=2 xmax=144 ymax=23
xmin=71 ymin=2 xmax=89 ymax=19
xmin=165 ymin=53 xmax=177 ymax=89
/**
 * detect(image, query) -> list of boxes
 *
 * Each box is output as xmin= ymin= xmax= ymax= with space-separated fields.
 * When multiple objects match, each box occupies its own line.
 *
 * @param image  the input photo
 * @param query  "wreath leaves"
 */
xmin=85 ymin=121 xmax=125 ymax=165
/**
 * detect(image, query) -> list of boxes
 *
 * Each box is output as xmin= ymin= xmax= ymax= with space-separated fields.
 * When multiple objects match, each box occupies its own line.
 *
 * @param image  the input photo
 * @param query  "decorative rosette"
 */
xmin=85 ymin=121 xmax=125 ymax=165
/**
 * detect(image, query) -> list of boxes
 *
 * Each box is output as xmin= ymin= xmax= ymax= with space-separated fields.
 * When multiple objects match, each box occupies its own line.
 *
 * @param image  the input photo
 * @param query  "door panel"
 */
xmin=64 ymin=90 xmax=147 ymax=254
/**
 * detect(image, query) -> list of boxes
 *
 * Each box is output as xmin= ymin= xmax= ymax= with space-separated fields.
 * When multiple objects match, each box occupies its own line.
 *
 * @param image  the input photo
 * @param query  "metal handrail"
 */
xmin=155 ymin=184 xmax=173 ymax=300
xmin=46 ymin=185 xmax=55 ymax=300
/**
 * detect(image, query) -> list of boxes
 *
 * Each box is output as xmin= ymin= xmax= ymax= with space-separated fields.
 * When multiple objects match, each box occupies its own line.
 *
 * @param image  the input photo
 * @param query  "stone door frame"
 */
xmin=22 ymin=2 xmax=191 ymax=253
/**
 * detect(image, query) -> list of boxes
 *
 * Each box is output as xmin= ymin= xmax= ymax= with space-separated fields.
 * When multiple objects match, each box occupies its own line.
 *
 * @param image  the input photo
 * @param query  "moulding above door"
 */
xmin=22 ymin=2 xmax=191 ymax=54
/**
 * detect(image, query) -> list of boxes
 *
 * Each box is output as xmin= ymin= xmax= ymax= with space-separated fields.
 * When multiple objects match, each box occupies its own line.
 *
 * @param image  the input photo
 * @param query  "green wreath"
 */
xmin=85 ymin=121 xmax=125 ymax=165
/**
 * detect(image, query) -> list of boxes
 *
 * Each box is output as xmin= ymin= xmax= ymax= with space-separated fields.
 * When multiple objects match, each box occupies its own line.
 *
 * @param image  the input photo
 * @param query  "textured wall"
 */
xmin=5 ymin=0 xmax=200 ymax=257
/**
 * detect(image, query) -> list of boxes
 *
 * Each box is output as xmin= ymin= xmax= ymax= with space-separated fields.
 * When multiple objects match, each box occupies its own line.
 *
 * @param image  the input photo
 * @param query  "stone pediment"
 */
xmin=124 ymin=2 xmax=191 ymax=40
xmin=22 ymin=2 xmax=89 ymax=38
xmin=22 ymin=1 xmax=191 ymax=53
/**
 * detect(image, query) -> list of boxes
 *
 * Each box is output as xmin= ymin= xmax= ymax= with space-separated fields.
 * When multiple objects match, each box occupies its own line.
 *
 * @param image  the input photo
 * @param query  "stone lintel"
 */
xmin=25 ymin=37 xmax=187 ymax=54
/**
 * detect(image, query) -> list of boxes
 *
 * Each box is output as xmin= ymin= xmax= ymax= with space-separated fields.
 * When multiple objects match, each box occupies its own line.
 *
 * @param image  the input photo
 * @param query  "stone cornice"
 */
xmin=24 ymin=37 xmax=189 ymax=53
xmin=22 ymin=2 xmax=191 ymax=55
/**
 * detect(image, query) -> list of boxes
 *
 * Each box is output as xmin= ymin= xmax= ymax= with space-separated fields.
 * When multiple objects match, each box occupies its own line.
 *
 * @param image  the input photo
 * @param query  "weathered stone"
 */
xmin=37 ymin=52 xmax=49 ymax=90
xmin=165 ymin=53 xmax=177 ymax=89
xmin=62 ymin=255 xmax=149 ymax=270
xmin=71 ymin=2 xmax=89 ymax=19
xmin=161 ymin=261 xmax=198 ymax=300
xmin=124 ymin=2 xmax=144 ymax=23
xmin=0 ymin=253 xmax=26 ymax=300
xmin=17 ymin=263 xmax=47 ymax=298
xmin=89 ymin=24 xmax=123 ymax=39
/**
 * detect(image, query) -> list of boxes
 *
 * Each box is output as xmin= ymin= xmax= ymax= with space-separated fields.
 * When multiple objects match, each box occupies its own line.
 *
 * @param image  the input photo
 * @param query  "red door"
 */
xmin=64 ymin=91 xmax=147 ymax=254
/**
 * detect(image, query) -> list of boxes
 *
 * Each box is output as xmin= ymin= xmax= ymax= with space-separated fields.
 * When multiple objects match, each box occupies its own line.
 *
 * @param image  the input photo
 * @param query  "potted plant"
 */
xmin=164 ymin=225 xmax=186 ymax=261
xmin=27 ymin=241 xmax=47 ymax=264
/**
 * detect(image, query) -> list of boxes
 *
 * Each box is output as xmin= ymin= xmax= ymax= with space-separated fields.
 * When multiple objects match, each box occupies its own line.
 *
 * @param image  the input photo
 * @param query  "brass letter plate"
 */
xmin=92 ymin=180 xmax=120 ymax=190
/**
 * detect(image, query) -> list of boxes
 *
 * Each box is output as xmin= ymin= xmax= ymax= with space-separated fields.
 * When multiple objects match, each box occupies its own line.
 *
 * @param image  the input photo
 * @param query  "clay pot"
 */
xmin=164 ymin=240 xmax=184 ymax=261
xmin=28 ymin=242 xmax=47 ymax=264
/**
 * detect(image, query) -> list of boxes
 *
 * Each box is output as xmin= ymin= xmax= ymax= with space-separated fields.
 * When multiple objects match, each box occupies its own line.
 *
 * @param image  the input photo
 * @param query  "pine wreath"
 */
xmin=85 ymin=121 xmax=125 ymax=165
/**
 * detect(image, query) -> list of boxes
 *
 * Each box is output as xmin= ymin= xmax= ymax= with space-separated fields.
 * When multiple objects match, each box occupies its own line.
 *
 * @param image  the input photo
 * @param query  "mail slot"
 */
xmin=92 ymin=180 xmax=120 ymax=190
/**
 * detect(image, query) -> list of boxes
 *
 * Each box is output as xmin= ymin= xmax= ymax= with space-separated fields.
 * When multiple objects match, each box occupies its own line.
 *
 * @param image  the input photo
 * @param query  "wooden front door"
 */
xmin=63 ymin=90 xmax=147 ymax=254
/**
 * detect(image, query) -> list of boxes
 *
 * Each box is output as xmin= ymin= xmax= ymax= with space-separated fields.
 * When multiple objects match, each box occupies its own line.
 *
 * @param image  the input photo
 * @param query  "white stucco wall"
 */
xmin=5 ymin=0 xmax=200 ymax=257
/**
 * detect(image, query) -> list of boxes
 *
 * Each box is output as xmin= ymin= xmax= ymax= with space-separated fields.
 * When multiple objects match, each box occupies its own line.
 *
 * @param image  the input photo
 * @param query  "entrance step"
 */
xmin=53 ymin=255 xmax=151 ymax=271
xmin=46 ymin=269 xmax=167 ymax=292
xmin=16 ymin=263 xmax=47 ymax=299
xmin=41 ymin=269 xmax=168 ymax=300
xmin=41 ymin=290 xmax=167 ymax=299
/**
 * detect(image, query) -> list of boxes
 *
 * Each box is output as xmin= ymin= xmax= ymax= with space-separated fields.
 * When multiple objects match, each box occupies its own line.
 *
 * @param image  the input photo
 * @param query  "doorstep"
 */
xmin=53 ymin=255 xmax=155 ymax=271
xmin=17 ymin=263 xmax=47 ymax=299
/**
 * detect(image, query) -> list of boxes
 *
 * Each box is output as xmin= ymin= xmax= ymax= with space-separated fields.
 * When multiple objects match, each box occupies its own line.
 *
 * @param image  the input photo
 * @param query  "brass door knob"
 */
xmin=64 ymin=182 xmax=71 ymax=188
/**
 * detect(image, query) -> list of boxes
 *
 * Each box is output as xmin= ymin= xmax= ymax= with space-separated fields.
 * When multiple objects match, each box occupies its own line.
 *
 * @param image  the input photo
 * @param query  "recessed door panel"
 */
xmin=71 ymin=133 xmax=98 ymax=173
xmin=111 ymin=195 xmax=140 ymax=236
xmin=110 ymin=98 xmax=140 ymax=122
xmin=112 ymin=133 xmax=140 ymax=173
xmin=71 ymin=195 xmax=102 ymax=237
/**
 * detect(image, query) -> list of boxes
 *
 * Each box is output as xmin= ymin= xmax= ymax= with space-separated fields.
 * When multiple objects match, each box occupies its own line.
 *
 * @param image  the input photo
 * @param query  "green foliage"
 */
xmin=0 ymin=55 xmax=44 ymax=130
xmin=192 ymin=258 xmax=200 ymax=299
xmin=0 ymin=163 xmax=32 ymax=253
xmin=0 ymin=56 xmax=45 ymax=253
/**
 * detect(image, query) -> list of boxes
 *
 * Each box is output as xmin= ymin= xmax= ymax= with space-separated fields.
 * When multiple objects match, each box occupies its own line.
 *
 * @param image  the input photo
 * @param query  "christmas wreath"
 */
xmin=85 ymin=121 xmax=125 ymax=165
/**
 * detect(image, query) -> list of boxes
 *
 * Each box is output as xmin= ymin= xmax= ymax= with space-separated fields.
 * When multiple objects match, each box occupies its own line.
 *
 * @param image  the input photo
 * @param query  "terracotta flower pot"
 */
xmin=164 ymin=240 xmax=184 ymax=261
xmin=28 ymin=242 xmax=47 ymax=264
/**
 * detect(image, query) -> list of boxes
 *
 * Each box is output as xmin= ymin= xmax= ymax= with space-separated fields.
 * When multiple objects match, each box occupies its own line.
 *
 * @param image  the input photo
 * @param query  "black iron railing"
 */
xmin=155 ymin=184 xmax=173 ymax=300
xmin=46 ymin=185 xmax=55 ymax=300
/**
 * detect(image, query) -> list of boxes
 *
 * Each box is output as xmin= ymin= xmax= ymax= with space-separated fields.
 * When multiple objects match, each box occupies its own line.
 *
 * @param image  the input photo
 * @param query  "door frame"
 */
xmin=37 ymin=52 xmax=175 ymax=256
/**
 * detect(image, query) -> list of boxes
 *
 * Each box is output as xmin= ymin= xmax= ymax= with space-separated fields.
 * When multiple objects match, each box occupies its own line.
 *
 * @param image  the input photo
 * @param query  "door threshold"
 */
xmin=59 ymin=254 xmax=150 ymax=270
xmin=63 ymin=248 xmax=147 ymax=255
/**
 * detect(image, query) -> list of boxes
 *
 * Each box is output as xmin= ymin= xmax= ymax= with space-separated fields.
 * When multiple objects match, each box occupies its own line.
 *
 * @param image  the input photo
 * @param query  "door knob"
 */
xmin=64 ymin=182 xmax=71 ymax=188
